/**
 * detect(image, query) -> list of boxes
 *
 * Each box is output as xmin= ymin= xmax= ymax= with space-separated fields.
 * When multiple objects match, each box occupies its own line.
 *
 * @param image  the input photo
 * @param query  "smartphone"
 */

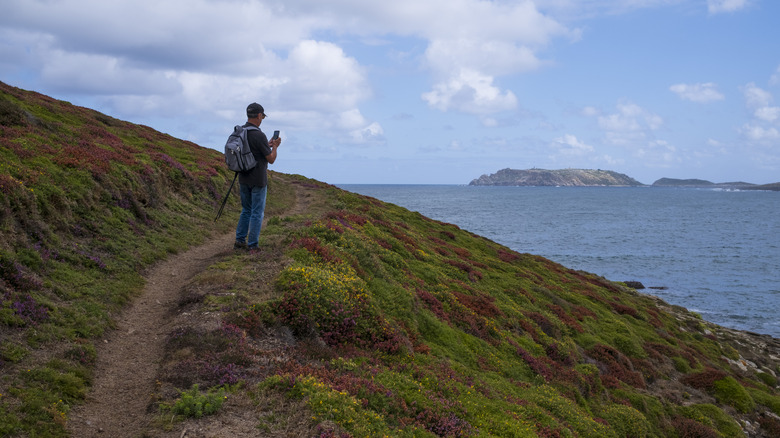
xmin=272 ymin=130 xmax=280 ymax=140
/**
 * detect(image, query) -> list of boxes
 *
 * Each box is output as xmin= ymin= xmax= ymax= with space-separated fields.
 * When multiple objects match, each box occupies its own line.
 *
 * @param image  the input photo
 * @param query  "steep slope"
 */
xmin=0 ymin=81 xmax=284 ymax=435
xmin=184 ymin=186 xmax=779 ymax=437
xmin=2 ymin=83 xmax=779 ymax=438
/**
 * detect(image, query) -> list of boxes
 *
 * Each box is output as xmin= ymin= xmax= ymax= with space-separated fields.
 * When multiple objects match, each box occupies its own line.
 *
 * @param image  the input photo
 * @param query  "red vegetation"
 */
xmin=290 ymin=237 xmax=341 ymax=264
xmin=609 ymin=301 xmax=641 ymax=319
xmin=671 ymin=417 xmax=720 ymax=438
xmin=417 ymin=289 xmax=450 ymax=322
xmin=680 ymin=368 xmax=727 ymax=391
xmin=452 ymin=291 xmax=502 ymax=318
xmin=758 ymin=414 xmax=780 ymax=436
xmin=325 ymin=210 xmax=369 ymax=229
xmin=525 ymin=311 xmax=561 ymax=339
xmin=570 ymin=305 xmax=596 ymax=321
xmin=391 ymin=230 xmax=418 ymax=249
xmin=517 ymin=319 xmax=543 ymax=345
xmin=586 ymin=344 xmax=645 ymax=389
xmin=443 ymin=259 xmax=483 ymax=282
xmin=547 ymin=304 xmax=584 ymax=333
xmin=497 ymin=249 xmax=520 ymax=263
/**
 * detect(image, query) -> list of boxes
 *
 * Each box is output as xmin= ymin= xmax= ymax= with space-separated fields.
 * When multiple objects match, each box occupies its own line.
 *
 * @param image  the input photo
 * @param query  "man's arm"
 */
xmin=265 ymin=137 xmax=281 ymax=164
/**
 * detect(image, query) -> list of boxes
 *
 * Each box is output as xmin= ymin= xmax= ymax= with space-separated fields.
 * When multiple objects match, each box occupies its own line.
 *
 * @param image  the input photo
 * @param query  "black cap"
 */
xmin=246 ymin=102 xmax=266 ymax=118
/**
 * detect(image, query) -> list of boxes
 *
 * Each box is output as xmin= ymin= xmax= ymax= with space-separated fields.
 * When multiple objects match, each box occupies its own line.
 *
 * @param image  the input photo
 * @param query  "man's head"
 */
xmin=246 ymin=102 xmax=267 ymax=125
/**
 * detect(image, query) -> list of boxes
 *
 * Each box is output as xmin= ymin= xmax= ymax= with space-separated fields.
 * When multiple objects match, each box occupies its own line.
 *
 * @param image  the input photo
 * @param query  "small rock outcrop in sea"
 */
xmin=470 ymin=168 xmax=644 ymax=186
xmin=623 ymin=281 xmax=645 ymax=289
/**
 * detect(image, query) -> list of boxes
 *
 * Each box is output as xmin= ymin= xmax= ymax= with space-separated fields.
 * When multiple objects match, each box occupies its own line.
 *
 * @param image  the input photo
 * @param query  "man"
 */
xmin=234 ymin=102 xmax=281 ymax=250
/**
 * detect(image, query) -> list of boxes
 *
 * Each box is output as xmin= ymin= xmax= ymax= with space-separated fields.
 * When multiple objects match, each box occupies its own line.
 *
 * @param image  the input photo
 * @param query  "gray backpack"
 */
xmin=224 ymin=125 xmax=259 ymax=172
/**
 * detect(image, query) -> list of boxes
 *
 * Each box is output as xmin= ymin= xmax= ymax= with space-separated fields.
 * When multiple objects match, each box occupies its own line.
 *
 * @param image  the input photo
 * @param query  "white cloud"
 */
xmin=282 ymin=40 xmax=371 ymax=112
xmin=39 ymin=51 xmax=180 ymax=95
xmin=598 ymin=102 xmax=663 ymax=146
xmin=742 ymin=83 xmax=773 ymax=109
xmin=741 ymin=83 xmax=779 ymax=123
xmin=707 ymin=0 xmax=750 ymax=14
xmin=349 ymin=122 xmax=385 ymax=144
xmin=424 ymin=39 xmax=544 ymax=79
xmin=422 ymin=69 xmax=518 ymax=114
xmin=0 ymin=0 xmax=576 ymax=134
xmin=535 ymin=0 xmax=700 ymax=19
xmin=771 ymin=65 xmax=780 ymax=86
xmin=741 ymin=124 xmax=780 ymax=142
xmin=552 ymin=134 xmax=594 ymax=156
xmin=669 ymin=82 xmax=724 ymax=103
xmin=594 ymin=102 xmax=665 ymax=151
xmin=0 ymin=0 xmax=382 ymax=144
xmin=337 ymin=109 xmax=370 ymax=131
xmin=739 ymin=83 xmax=780 ymax=145
xmin=755 ymin=106 xmax=780 ymax=123
xmin=636 ymin=140 xmax=681 ymax=167
xmin=600 ymin=154 xmax=624 ymax=166
xmin=581 ymin=106 xmax=600 ymax=117
xmin=408 ymin=0 xmax=573 ymax=114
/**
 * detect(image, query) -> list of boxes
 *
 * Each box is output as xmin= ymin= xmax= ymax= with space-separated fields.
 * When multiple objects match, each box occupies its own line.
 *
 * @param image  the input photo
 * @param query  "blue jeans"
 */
xmin=235 ymin=184 xmax=267 ymax=247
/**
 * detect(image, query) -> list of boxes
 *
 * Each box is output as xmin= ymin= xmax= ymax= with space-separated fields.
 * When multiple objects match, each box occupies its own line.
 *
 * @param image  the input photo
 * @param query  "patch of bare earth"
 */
xmin=66 ymin=232 xmax=237 ymax=437
xmin=68 ymin=182 xmax=323 ymax=438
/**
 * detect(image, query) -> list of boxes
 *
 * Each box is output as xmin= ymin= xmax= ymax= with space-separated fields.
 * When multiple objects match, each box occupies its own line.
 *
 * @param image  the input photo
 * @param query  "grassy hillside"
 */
xmin=0 ymin=81 xmax=287 ymax=435
xmin=2 ymin=82 xmax=780 ymax=437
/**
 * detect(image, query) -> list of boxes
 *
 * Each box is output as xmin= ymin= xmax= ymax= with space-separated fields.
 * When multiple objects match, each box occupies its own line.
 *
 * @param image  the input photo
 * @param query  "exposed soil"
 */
xmin=66 ymin=232 xmax=237 ymax=437
xmin=67 ymin=180 xmax=319 ymax=438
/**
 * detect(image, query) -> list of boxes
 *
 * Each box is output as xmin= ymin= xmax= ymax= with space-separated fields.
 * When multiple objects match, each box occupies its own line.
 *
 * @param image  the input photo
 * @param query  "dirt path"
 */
xmin=66 ymin=231 xmax=236 ymax=437
xmin=67 ymin=180 xmax=318 ymax=437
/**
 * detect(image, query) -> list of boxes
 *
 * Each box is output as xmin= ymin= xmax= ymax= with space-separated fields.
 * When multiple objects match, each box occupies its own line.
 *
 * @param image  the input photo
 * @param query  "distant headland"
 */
xmin=470 ymin=168 xmax=780 ymax=190
xmin=469 ymin=168 xmax=643 ymax=186
xmin=651 ymin=178 xmax=780 ymax=191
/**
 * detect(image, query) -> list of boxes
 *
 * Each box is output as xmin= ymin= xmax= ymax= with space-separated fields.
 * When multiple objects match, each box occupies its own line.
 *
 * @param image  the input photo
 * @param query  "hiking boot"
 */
xmin=248 ymin=245 xmax=260 ymax=254
xmin=234 ymin=241 xmax=248 ymax=250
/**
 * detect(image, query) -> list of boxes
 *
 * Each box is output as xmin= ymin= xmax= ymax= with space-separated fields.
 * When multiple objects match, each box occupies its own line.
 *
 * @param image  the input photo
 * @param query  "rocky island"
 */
xmin=652 ymin=178 xmax=756 ymax=189
xmin=470 ymin=168 xmax=644 ymax=186
xmin=653 ymin=178 xmax=780 ymax=191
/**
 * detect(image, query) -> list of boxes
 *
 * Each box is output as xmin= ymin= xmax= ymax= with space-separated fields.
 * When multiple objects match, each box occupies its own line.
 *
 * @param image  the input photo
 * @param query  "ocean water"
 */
xmin=339 ymin=185 xmax=780 ymax=338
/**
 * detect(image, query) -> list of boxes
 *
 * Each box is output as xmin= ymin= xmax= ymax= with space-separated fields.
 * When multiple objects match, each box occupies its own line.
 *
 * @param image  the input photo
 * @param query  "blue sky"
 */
xmin=2 ymin=0 xmax=779 ymax=185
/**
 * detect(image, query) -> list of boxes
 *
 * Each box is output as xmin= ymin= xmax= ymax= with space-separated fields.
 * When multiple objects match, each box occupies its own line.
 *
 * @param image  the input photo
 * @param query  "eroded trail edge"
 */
xmin=67 ymin=232 xmax=235 ymax=437
xmin=67 ymin=180 xmax=315 ymax=437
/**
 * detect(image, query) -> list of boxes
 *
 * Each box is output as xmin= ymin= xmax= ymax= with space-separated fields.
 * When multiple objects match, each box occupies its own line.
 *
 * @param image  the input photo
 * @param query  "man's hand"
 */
xmin=271 ymin=137 xmax=281 ymax=147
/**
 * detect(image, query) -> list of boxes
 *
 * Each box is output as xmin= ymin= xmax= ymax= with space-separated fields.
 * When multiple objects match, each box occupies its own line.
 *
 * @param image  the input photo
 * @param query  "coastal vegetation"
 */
xmin=1 ymin=81 xmax=780 ymax=437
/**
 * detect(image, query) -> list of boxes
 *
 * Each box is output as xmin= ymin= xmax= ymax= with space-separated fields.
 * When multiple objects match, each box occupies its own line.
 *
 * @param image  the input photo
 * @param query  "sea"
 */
xmin=338 ymin=185 xmax=780 ymax=338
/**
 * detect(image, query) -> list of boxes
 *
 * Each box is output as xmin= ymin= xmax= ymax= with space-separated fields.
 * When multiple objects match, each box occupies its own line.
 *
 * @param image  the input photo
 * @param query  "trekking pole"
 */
xmin=214 ymin=172 xmax=238 ymax=222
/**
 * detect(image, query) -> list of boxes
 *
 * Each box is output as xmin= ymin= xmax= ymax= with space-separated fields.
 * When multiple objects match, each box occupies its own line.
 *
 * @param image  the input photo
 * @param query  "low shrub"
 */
xmin=165 ymin=384 xmax=226 ymax=419
xmin=671 ymin=416 xmax=719 ymax=438
xmin=711 ymin=377 xmax=754 ymax=413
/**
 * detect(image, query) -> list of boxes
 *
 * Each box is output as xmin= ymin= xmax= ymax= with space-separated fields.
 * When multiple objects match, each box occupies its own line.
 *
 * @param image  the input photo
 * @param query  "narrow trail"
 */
xmin=66 ymin=232 xmax=236 ymax=437
xmin=67 ymin=181 xmax=316 ymax=437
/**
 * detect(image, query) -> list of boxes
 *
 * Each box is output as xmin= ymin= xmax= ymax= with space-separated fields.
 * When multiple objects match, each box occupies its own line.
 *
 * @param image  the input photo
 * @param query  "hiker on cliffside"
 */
xmin=234 ymin=102 xmax=281 ymax=250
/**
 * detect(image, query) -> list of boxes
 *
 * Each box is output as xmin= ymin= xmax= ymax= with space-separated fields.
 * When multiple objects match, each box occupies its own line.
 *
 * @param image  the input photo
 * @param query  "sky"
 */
xmin=1 ymin=0 xmax=779 ymax=185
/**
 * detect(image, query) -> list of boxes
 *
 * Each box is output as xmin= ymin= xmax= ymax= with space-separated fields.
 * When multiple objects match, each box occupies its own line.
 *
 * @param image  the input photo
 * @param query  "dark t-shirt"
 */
xmin=237 ymin=122 xmax=272 ymax=188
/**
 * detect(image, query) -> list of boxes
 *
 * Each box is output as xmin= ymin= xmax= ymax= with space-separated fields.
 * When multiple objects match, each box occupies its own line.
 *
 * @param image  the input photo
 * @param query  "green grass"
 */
xmin=214 ymin=184 xmax=780 ymax=437
xmin=0 ymin=81 xmax=239 ymax=436
xmin=3 ymin=81 xmax=780 ymax=437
